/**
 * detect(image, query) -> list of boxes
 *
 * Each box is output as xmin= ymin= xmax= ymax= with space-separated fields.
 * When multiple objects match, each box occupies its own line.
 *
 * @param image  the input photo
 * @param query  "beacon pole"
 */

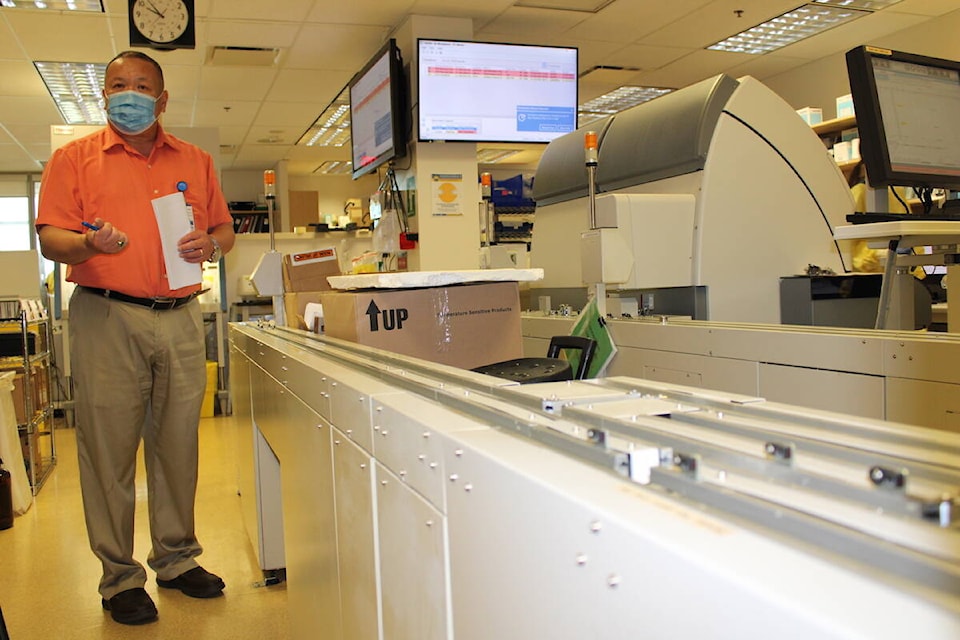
xmin=248 ymin=169 xmax=285 ymax=326
xmin=585 ymin=131 xmax=599 ymax=230
xmin=480 ymin=172 xmax=493 ymax=247
xmin=264 ymin=169 xmax=277 ymax=252
xmin=584 ymin=130 xmax=606 ymax=317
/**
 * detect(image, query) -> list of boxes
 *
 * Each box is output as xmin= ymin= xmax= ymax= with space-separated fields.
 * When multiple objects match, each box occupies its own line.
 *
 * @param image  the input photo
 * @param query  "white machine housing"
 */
xmin=532 ymin=74 xmax=855 ymax=323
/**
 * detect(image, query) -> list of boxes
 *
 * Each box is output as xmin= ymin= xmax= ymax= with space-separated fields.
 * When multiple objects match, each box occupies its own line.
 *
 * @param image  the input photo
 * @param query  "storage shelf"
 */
xmin=1 ymin=305 xmax=56 ymax=495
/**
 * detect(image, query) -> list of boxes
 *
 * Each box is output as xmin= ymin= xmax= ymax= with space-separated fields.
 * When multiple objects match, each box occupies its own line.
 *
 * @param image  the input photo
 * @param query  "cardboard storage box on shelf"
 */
xmin=282 ymin=247 xmax=340 ymax=293
xmin=836 ymin=94 xmax=855 ymax=119
xmin=796 ymin=107 xmax=822 ymax=125
xmin=283 ymin=291 xmax=326 ymax=331
xmin=10 ymin=365 xmax=47 ymax=425
xmin=320 ymin=281 xmax=523 ymax=370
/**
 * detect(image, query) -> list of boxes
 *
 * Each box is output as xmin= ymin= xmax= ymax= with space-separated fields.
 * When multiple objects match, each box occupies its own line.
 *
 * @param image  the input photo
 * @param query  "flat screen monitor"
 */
xmin=418 ymin=39 xmax=578 ymax=143
xmin=350 ymin=39 xmax=407 ymax=180
xmin=846 ymin=46 xmax=960 ymax=191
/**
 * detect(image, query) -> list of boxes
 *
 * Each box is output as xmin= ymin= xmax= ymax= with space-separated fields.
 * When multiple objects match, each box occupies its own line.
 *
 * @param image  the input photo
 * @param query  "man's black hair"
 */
xmin=106 ymin=50 xmax=165 ymax=90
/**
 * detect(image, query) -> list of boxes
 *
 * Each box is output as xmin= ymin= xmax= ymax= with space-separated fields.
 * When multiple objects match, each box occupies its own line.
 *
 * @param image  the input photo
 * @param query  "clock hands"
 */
xmin=143 ymin=0 xmax=165 ymax=19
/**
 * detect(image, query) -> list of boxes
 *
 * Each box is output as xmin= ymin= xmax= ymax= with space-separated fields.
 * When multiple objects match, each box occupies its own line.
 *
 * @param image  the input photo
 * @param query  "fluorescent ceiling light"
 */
xmin=313 ymin=161 xmax=353 ymax=175
xmin=298 ymin=87 xmax=350 ymax=147
xmin=578 ymin=85 xmax=673 ymax=125
xmin=708 ymin=4 xmax=868 ymax=54
xmin=477 ymin=149 xmax=522 ymax=164
xmin=812 ymin=0 xmax=902 ymax=8
xmin=35 ymin=61 xmax=106 ymax=125
xmin=0 ymin=0 xmax=103 ymax=10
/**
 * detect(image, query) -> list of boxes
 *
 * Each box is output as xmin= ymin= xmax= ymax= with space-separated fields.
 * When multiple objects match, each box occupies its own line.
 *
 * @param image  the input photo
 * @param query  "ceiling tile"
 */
xmin=3 ymin=61 xmax=49 ymax=96
xmin=204 ymin=19 xmax=301 ymax=49
xmin=305 ymin=0 xmax=416 ymax=26
xmin=0 ymin=144 xmax=42 ymax=172
xmin=564 ymin=0 xmax=714 ymax=42
xmin=284 ymin=24 xmax=392 ymax=71
xmin=197 ymin=66 xmax=277 ymax=101
xmin=3 ymin=123 xmax=55 ymax=145
xmin=633 ymin=48 xmax=756 ymax=88
xmin=191 ymin=100 xmax=261 ymax=128
xmin=267 ymin=68 xmax=353 ymax=104
xmin=0 ymin=96 xmax=64 ymax=125
xmin=478 ymin=6 xmax=592 ymax=37
xmin=6 ymin=12 xmax=114 ymax=62
xmin=253 ymin=102 xmax=321 ymax=129
xmin=722 ymin=53 xmax=812 ymax=82
xmin=207 ymin=0 xmax=314 ymax=22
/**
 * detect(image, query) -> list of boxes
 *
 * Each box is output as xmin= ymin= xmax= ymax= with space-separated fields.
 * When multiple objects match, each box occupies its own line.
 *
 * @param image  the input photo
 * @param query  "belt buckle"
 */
xmin=151 ymin=297 xmax=177 ymax=310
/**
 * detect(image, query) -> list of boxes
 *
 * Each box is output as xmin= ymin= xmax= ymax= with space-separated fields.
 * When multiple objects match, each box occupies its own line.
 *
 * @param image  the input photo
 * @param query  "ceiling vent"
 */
xmin=207 ymin=46 xmax=280 ymax=67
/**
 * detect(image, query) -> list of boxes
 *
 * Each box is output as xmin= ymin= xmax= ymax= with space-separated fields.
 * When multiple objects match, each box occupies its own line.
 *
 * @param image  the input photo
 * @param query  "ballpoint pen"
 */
xmin=81 ymin=221 xmax=101 ymax=231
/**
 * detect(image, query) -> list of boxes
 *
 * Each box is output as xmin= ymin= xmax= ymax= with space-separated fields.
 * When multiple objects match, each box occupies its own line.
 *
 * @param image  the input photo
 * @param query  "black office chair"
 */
xmin=545 ymin=335 xmax=597 ymax=381
xmin=472 ymin=335 xmax=597 ymax=384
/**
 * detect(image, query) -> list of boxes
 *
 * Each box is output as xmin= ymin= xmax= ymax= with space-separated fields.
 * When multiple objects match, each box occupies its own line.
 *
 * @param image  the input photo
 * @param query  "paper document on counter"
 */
xmin=152 ymin=191 xmax=201 ymax=290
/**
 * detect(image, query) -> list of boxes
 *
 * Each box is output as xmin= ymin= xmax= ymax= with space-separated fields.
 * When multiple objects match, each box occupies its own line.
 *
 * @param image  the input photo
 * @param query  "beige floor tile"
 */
xmin=0 ymin=415 xmax=288 ymax=639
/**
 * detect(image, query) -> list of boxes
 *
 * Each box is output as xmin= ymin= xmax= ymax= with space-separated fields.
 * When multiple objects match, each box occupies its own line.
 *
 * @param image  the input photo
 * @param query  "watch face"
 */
xmin=132 ymin=0 xmax=189 ymax=44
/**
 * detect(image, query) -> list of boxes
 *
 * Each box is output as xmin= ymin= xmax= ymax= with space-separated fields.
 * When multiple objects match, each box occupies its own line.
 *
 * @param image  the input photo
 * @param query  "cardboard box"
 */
xmin=11 ymin=372 xmax=26 ymax=424
xmin=282 ymin=248 xmax=340 ymax=293
xmin=796 ymin=107 xmax=822 ymax=125
xmin=320 ymin=282 xmax=523 ymax=370
xmin=836 ymin=94 xmax=855 ymax=119
xmin=283 ymin=291 xmax=326 ymax=331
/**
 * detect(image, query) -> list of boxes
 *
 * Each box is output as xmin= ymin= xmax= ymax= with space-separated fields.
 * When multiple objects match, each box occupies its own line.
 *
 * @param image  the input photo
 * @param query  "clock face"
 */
xmin=132 ymin=0 xmax=189 ymax=44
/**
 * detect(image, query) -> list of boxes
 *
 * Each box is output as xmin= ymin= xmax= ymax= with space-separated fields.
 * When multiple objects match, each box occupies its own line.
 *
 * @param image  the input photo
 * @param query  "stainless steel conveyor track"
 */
xmin=245 ymin=323 xmax=960 ymax=608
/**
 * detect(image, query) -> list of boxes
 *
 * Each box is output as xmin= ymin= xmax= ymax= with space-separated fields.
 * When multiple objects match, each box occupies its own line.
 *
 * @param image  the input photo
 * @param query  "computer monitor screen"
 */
xmin=350 ymin=39 xmax=407 ymax=180
xmin=846 ymin=46 xmax=960 ymax=190
xmin=418 ymin=39 xmax=578 ymax=143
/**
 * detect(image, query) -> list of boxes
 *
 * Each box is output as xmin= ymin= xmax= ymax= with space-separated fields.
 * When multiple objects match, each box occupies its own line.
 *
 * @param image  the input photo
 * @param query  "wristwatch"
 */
xmin=207 ymin=235 xmax=222 ymax=262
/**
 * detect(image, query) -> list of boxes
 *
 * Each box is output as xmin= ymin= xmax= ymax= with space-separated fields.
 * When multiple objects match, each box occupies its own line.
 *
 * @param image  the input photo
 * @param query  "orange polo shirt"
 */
xmin=37 ymin=125 xmax=232 ymax=298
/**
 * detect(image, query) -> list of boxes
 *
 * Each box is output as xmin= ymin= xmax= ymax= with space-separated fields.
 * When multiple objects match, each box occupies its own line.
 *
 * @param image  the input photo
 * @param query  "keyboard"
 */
xmin=846 ymin=212 xmax=960 ymax=224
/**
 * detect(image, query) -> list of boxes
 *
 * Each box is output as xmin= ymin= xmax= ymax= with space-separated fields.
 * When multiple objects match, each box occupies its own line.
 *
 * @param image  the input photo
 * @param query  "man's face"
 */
xmin=102 ymin=57 xmax=168 ymax=117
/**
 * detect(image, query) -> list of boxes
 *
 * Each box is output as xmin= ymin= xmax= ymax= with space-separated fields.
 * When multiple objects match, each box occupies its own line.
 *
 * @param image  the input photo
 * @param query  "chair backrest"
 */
xmin=546 ymin=335 xmax=597 ymax=380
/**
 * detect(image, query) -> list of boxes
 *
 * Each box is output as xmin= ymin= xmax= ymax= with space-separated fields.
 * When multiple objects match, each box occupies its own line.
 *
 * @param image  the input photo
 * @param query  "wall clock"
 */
xmin=128 ymin=0 xmax=195 ymax=50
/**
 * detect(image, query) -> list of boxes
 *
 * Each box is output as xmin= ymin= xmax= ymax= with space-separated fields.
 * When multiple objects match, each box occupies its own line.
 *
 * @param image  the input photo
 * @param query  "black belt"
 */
xmin=82 ymin=286 xmax=199 ymax=310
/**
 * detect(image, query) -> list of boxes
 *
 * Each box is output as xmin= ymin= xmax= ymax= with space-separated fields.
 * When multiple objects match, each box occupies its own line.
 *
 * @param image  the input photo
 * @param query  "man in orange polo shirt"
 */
xmin=36 ymin=50 xmax=235 ymax=626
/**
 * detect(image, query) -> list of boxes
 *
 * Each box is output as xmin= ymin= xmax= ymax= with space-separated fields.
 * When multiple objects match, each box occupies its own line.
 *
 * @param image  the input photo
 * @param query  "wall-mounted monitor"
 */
xmin=418 ymin=39 xmax=578 ymax=144
xmin=350 ymin=39 xmax=407 ymax=180
xmin=846 ymin=46 xmax=960 ymax=191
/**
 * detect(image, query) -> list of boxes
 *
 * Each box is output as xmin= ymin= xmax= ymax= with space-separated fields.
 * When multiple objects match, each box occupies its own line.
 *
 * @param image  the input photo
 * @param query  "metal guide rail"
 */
xmin=241 ymin=323 xmax=960 ymax=601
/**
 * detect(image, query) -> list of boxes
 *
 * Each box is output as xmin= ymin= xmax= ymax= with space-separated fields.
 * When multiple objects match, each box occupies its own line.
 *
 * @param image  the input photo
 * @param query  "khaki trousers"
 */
xmin=70 ymin=287 xmax=207 ymax=599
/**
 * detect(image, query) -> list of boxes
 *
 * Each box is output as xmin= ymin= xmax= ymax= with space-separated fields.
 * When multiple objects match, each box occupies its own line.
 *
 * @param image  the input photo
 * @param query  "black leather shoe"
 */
xmin=157 ymin=566 xmax=225 ymax=598
xmin=101 ymin=588 xmax=158 ymax=625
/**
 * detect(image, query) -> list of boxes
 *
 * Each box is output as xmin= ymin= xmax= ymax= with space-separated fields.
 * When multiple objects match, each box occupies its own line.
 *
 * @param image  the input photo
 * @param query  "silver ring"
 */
xmin=117 ymin=240 xmax=126 ymax=248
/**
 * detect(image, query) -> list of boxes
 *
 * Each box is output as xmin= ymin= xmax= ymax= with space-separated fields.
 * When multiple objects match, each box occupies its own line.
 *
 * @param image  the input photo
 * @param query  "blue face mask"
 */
xmin=106 ymin=90 xmax=158 ymax=135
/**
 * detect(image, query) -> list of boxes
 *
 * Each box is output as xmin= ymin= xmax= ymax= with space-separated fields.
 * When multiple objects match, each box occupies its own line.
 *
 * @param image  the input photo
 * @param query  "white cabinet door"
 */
xmin=376 ymin=461 xmax=450 ymax=640
xmin=333 ymin=429 xmax=380 ymax=640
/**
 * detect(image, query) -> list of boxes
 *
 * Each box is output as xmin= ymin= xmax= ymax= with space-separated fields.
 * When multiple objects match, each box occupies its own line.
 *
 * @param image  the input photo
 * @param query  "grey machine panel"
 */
xmin=532 ymin=74 xmax=738 ymax=206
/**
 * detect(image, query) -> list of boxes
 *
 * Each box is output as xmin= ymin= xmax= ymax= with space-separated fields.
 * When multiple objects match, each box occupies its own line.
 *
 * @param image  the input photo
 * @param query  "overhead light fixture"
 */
xmin=313 ymin=161 xmax=353 ymax=175
xmin=477 ymin=149 xmax=522 ymax=164
xmin=34 ymin=61 xmax=106 ymax=125
xmin=708 ymin=4 xmax=869 ymax=54
xmin=298 ymin=87 xmax=350 ymax=147
xmin=578 ymin=85 xmax=673 ymax=125
xmin=811 ymin=0 xmax=902 ymax=8
xmin=0 ymin=0 xmax=104 ymax=10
